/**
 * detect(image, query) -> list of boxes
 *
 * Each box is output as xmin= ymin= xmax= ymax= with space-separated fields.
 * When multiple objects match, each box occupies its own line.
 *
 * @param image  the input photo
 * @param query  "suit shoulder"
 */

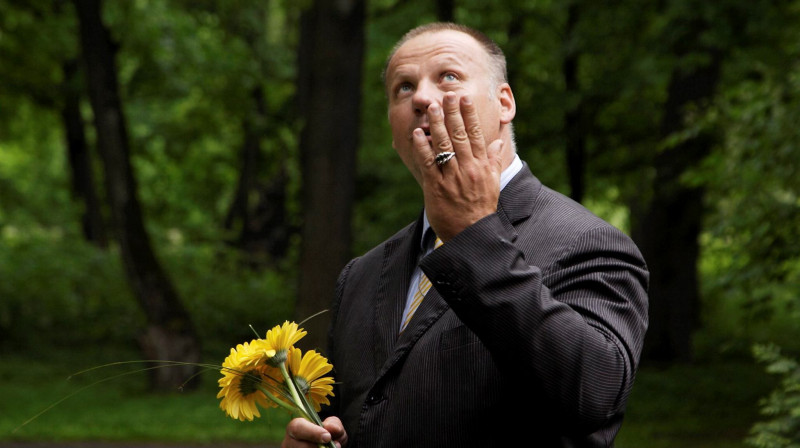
xmin=535 ymin=185 xmax=615 ymax=234
xmin=514 ymin=184 xmax=642 ymax=266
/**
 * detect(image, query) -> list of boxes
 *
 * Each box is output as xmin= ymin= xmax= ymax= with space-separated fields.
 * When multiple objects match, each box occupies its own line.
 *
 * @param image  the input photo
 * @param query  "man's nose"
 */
xmin=412 ymin=81 xmax=440 ymax=116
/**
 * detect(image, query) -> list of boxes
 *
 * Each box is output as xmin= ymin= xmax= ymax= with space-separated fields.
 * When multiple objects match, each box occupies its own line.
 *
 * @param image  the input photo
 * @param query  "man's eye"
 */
xmin=442 ymin=73 xmax=458 ymax=82
xmin=396 ymin=83 xmax=413 ymax=96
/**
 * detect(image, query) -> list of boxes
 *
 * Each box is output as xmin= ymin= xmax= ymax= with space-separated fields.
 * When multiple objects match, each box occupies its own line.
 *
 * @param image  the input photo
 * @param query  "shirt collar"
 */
xmin=421 ymin=154 xmax=523 ymax=249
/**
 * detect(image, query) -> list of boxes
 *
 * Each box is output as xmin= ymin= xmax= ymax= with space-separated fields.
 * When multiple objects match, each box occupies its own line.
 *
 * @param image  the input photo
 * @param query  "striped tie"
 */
xmin=400 ymin=237 xmax=443 ymax=332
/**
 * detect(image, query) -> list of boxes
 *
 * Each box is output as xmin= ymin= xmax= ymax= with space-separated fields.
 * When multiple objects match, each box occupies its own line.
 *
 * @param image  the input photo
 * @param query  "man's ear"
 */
xmin=497 ymin=83 xmax=516 ymax=124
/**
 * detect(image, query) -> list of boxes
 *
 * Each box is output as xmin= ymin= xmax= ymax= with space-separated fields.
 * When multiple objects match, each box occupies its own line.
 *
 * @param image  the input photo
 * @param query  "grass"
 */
xmin=0 ymin=346 xmax=777 ymax=446
xmin=0 ymin=345 xmax=290 ymax=445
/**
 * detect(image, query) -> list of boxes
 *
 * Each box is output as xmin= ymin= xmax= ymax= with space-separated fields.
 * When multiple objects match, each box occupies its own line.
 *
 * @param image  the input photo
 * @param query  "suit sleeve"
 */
xmin=420 ymin=213 xmax=649 ymax=434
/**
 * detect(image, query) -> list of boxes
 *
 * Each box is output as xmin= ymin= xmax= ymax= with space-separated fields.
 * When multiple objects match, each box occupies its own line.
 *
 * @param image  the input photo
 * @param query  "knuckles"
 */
xmin=451 ymin=128 xmax=469 ymax=143
xmin=436 ymin=138 xmax=454 ymax=151
xmin=467 ymin=122 xmax=483 ymax=140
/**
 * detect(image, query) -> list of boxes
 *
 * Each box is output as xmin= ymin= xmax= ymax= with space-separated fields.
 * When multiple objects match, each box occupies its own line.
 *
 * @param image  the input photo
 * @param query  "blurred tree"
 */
xmin=189 ymin=0 xmax=299 ymax=268
xmin=562 ymin=0 xmax=585 ymax=202
xmin=0 ymin=0 xmax=108 ymax=247
xmin=223 ymin=83 xmax=294 ymax=267
xmin=294 ymin=0 xmax=366 ymax=351
xmin=634 ymin=0 xmax=796 ymax=362
xmin=60 ymin=57 xmax=109 ymax=248
xmin=635 ymin=9 xmax=724 ymax=362
xmin=436 ymin=0 xmax=454 ymax=22
xmin=72 ymin=0 xmax=201 ymax=390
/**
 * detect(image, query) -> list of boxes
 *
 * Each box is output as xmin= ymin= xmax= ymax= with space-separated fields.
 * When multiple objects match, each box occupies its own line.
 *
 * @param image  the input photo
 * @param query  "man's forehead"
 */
xmin=386 ymin=30 xmax=486 ymax=75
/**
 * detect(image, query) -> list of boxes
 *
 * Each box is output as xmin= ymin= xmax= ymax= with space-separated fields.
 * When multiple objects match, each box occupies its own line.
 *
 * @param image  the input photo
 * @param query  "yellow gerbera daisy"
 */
xmin=263 ymin=321 xmax=308 ymax=365
xmin=217 ymin=342 xmax=279 ymax=421
xmin=287 ymin=347 xmax=335 ymax=411
xmin=236 ymin=338 xmax=277 ymax=367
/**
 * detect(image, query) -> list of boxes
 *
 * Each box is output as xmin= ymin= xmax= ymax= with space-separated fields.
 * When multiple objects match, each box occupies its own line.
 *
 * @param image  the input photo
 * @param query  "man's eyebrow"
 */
xmin=387 ymin=66 xmax=414 ymax=82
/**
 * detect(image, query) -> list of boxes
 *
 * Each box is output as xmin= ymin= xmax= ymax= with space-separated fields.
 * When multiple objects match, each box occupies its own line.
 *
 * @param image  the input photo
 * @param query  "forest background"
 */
xmin=1 ymin=0 xmax=799 ymax=446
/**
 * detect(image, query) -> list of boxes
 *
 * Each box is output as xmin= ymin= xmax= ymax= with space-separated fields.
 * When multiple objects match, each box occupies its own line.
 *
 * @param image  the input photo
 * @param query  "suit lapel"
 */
xmin=389 ymin=286 xmax=449 ymax=362
xmin=372 ymin=219 xmax=422 ymax=376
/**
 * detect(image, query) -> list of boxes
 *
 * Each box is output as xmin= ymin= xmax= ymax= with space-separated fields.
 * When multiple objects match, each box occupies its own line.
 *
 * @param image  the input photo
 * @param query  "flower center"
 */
xmin=238 ymin=370 xmax=262 ymax=396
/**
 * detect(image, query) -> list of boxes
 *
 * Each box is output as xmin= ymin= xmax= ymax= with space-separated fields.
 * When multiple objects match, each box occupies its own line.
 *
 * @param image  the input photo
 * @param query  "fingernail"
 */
xmin=428 ymin=103 xmax=440 ymax=114
xmin=445 ymin=93 xmax=456 ymax=104
xmin=462 ymin=95 xmax=472 ymax=105
xmin=413 ymin=128 xmax=424 ymax=137
xmin=321 ymin=433 xmax=332 ymax=443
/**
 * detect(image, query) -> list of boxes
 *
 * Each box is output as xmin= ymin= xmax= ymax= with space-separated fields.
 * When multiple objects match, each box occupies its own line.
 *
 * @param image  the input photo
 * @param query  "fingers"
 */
xmin=415 ymin=91 xmax=490 ymax=186
xmin=458 ymin=95 xmax=487 ymax=160
xmin=487 ymin=138 xmax=504 ymax=170
xmin=411 ymin=128 xmax=437 ymax=177
xmin=429 ymin=92 xmax=486 ymax=164
xmin=440 ymin=93 xmax=470 ymax=162
xmin=323 ymin=417 xmax=348 ymax=447
xmin=282 ymin=417 xmax=333 ymax=448
xmin=426 ymin=102 xmax=456 ymax=162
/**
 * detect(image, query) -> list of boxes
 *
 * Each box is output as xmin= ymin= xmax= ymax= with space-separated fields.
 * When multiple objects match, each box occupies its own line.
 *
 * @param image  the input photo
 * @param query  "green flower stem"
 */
xmin=279 ymin=363 xmax=306 ymax=414
xmin=256 ymin=385 xmax=310 ymax=420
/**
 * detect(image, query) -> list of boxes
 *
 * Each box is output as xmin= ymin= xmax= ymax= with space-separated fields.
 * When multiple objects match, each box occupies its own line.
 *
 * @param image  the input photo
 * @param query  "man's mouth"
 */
xmin=420 ymin=126 xmax=431 ymax=141
xmin=410 ymin=124 xmax=432 ymax=145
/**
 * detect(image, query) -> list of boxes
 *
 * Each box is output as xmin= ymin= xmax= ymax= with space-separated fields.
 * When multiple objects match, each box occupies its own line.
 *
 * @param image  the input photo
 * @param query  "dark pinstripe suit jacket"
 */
xmin=325 ymin=164 xmax=649 ymax=447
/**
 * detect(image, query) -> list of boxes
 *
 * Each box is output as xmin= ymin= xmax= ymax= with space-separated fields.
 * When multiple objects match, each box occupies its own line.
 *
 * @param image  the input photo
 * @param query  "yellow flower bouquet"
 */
xmin=217 ymin=321 xmax=336 ymax=447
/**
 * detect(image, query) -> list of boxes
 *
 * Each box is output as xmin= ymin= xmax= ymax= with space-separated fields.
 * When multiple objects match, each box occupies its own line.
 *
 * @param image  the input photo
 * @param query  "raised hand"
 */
xmin=411 ymin=91 xmax=505 ymax=241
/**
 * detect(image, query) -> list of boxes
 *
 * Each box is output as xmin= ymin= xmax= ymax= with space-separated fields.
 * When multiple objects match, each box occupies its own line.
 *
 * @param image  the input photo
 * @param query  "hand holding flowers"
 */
xmin=217 ymin=321 xmax=336 ymax=448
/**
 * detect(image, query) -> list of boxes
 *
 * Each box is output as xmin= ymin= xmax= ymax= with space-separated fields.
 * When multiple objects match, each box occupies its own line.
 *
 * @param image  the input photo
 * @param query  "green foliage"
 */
xmin=0 ymin=228 xmax=295 ymax=353
xmin=0 ymin=231 xmax=138 ymax=347
xmin=0 ymin=102 xmax=74 ymax=228
xmin=104 ymin=0 xmax=302 ymax=242
xmin=162 ymin=239 xmax=296 ymax=354
xmin=694 ymin=35 xmax=800 ymax=357
xmin=0 ymin=0 xmax=78 ymax=112
xmin=747 ymin=345 xmax=800 ymax=448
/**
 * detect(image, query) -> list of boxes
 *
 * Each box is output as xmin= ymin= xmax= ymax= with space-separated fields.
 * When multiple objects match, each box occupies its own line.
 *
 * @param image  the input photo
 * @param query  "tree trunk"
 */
xmin=563 ymin=1 xmax=585 ymax=203
xmin=61 ymin=58 xmax=108 ymax=248
xmin=224 ymin=86 xmax=291 ymax=268
xmin=294 ymin=0 xmax=365 ymax=351
xmin=436 ymin=0 xmax=455 ymax=22
xmin=637 ymin=46 xmax=722 ymax=363
xmin=72 ymin=0 xmax=201 ymax=390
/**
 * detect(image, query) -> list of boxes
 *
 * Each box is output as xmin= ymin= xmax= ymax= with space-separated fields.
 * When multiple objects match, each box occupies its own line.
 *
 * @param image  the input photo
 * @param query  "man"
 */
xmin=283 ymin=22 xmax=648 ymax=447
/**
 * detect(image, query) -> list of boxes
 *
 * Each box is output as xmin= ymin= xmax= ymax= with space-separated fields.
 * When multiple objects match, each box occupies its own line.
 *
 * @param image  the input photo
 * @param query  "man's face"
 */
xmin=384 ymin=30 xmax=506 ymax=183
